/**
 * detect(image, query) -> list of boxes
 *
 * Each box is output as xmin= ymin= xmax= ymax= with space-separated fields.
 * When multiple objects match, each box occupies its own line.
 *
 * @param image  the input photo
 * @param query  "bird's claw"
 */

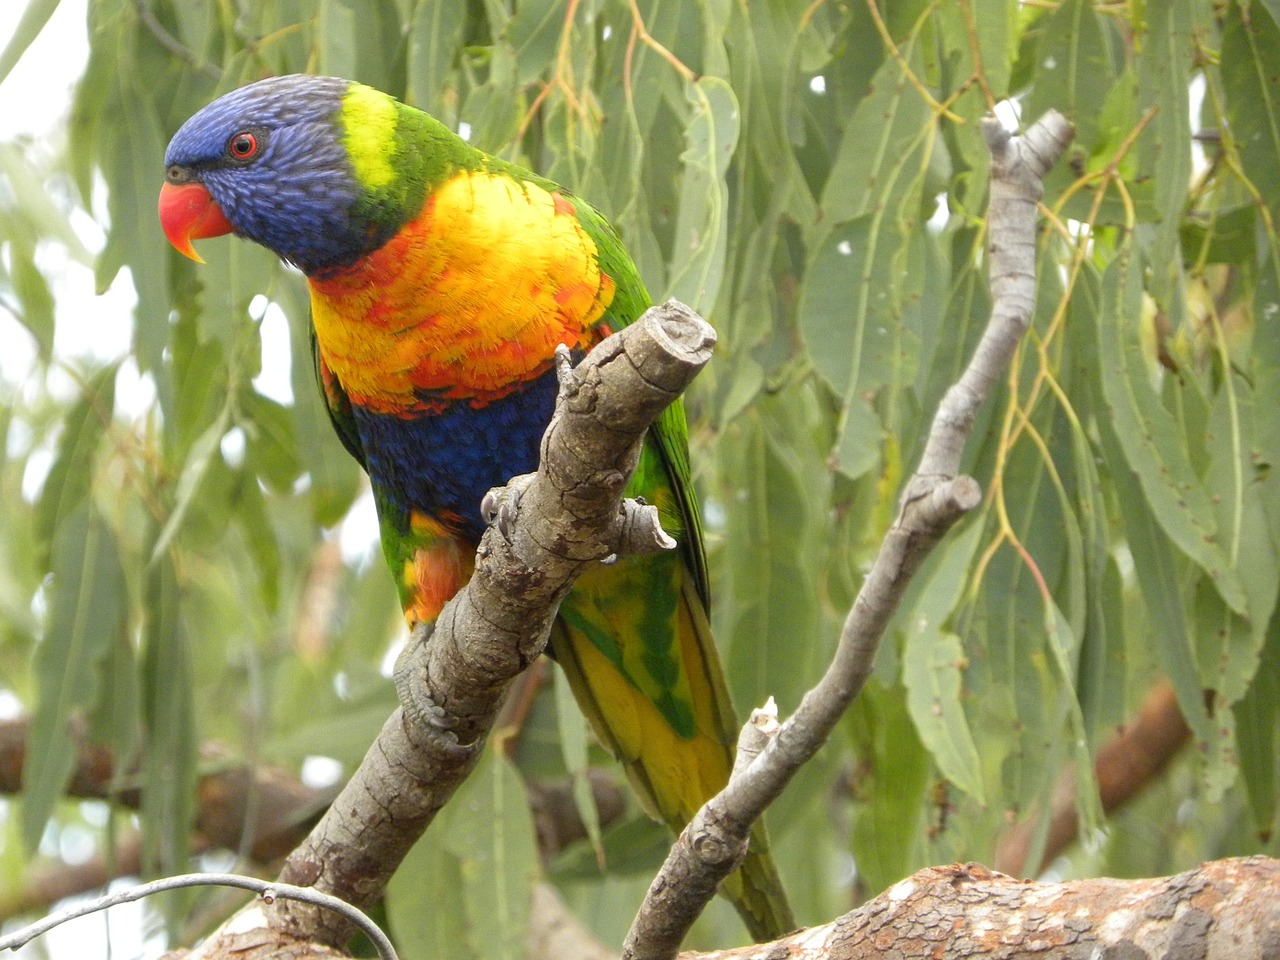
xmin=554 ymin=343 xmax=578 ymax=392
xmin=481 ymin=476 xmax=533 ymax=541
xmin=480 ymin=489 xmax=502 ymax=527
xmin=393 ymin=626 xmax=482 ymax=759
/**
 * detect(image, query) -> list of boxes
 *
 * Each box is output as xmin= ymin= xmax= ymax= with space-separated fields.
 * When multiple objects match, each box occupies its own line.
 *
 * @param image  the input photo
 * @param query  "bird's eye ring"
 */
xmin=227 ymin=132 xmax=259 ymax=160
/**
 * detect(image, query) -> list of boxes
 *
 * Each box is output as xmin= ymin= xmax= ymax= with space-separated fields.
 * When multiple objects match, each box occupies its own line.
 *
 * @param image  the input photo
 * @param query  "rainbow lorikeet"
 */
xmin=159 ymin=74 xmax=792 ymax=940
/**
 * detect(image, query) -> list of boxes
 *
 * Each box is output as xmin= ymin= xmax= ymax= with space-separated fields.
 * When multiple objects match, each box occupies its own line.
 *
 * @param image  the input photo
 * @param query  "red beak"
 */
xmin=158 ymin=181 xmax=233 ymax=262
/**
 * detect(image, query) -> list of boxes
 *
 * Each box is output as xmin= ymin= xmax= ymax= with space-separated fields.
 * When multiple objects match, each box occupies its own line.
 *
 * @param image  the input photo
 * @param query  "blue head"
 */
xmin=162 ymin=74 xmax=379 ymax=274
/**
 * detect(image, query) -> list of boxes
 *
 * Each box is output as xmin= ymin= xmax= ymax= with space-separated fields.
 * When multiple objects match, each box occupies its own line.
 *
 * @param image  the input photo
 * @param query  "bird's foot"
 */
xmin=393 ymin=624 xmax=481 ymax=759
xmin=480 ymin=474 xmax=535 ymax=541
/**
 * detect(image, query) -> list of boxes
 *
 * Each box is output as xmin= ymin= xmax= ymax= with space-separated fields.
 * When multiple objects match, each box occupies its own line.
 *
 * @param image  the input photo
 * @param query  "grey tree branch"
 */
xmin=621 ymin=110 xmax=1075 ymax=960
xmin=684 ymin=857 xmax=1280 ymax=960
xmin=174 ymin=300 xmax=714 ymax=952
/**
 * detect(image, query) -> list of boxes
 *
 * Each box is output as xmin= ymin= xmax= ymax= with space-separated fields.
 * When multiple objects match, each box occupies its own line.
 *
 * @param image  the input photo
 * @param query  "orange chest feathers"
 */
xmin=308 ymin=170 xmax=616 ymax=414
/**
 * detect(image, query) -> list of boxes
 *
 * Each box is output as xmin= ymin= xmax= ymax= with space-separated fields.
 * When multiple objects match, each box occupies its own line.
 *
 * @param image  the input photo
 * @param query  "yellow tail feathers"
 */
xmin=550 ymin=561 xmax=795 ymax=941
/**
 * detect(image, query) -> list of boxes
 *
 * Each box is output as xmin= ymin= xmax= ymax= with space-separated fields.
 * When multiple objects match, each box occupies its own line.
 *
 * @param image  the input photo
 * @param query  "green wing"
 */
xmin=310 ymin=326 xmax=366 ymax=471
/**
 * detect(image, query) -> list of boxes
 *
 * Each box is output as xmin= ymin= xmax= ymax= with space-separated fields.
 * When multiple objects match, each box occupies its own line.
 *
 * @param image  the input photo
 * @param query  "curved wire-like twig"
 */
xmin=0 ymin=872 xmax=398 ymax=960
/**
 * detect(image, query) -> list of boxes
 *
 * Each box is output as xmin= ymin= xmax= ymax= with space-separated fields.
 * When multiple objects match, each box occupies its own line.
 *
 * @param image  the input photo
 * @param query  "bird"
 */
xmin=159 ymin=74 xmax=793 ymax=941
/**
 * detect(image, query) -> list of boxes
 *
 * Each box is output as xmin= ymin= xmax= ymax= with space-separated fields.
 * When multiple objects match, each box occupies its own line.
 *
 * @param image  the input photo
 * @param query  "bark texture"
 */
xmin=692 ymin=858 xmax=1280 ymax=960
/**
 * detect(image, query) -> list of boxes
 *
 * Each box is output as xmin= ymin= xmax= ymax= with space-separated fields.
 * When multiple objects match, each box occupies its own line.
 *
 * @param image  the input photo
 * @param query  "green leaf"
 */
xmin=664 ymin=76 xmax=739 ymax=314
xmin=1078 ymin=555 xmax=1128 ymax=740
xmin=1221 ymin=0 xmax=1280 ymax=225
xmin=442 ymin=749 xmax=538 ymax=960
xmin=551 ymin=814 xmax=670 ymax=881
xmin=542 ymin=93 xmax=602 ymax=213
xmin=266 ymin=695 xmax=398 ymax=770
xmin=717 ymin=388 xmax=830 ymax=713
xmin=150 ymin=399 xmax=233 ymax=564
xmin=231 ymin=468 xmax=282 ymax=613
xmin=0 ymin=0 xmax=60 ymax=86
xmin=1025 ymin=0 xmax=1117 ymax=153
xmin=389 ymin=746 xmax=539 ymax=960
xmin=553 ymin=668 xmax=603 ymax=861
xmin=1096 ymin=251 xmax=1248 ymax=613
xmin=1137 ymin=0 xmax=1194 ymax=301
xmin=1235 ymin=608 xmax=1280 ymax=836
xmin=1199 ymin=373 xmax=1279 ymax=701
xmin=166 ymin=1 xmax=216 ymax=67
xmin=407 ymin=0 xmax=467 ymax=120
xmin=316 ymin=0 xmax=359 ymax=80
xmin=193 ymin=238 xmax=277 ymax=352
xmin=1180 ymin=206 xmax=1258 ymax=266
xmin=22 ymin=503 xmax=126 ymax=850
xmin=1042 ymin=599 xmax=1103 ymax=835
xmin=35 ymin=366 xmax=118 ymax=555
xmin=834 ymin=393 xmax=881 ymax=481
xmin=388 ymin=841 xmax=476 ymax=960
xmin=459 ymin=23 xmax=521 ymax=154
xmin=902 ymin=521 xmax=986 ymax=803
xmin=0 ymin=143 xmax=93 ymax=260
xmin=140 ymin=553 xmax=197 ymax=874
xmin=846 ymin=677 xmax=930 ymax=895
xmin=917 ymin=226 xmax=989 ymax=415
xmin=800 ymin=31 xmax=931 ymax=405
xmin=98 ymin=81 xmax=172 ymax=378
xmin=819 ymin=38 xmax=930 ymax=226
xmin=7 ymin=235 xmax=54 ymax=361
xmin=1201 ymin=694 xmax=1241 ymax=802
xmin=87 ymin=626 xmax=141 ymax=768
xmin=510 ymin=0 xmax=563 ymax=86
xmin=241 ymin=390 xmax=302 ymax=494
xmin=799 ymin=216 xmax=911 ymax=399
xmin=1096 ymin=409 xmax=1213 ymax=758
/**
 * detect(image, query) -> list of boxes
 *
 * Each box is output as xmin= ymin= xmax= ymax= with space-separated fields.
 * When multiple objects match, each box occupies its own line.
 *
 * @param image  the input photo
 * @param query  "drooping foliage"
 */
xmin=0 ymin=0 xmax=1277 ymax=954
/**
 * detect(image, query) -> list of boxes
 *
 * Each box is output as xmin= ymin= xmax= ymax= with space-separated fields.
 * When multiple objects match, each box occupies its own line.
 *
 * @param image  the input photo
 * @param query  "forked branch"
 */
xmin=622 ymin=110 xmax=1076 ymax=960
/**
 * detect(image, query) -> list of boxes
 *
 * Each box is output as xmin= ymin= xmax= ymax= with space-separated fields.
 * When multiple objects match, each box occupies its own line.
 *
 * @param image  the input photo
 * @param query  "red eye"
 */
xmin=228 ymin=132 xmax=258 ymax=160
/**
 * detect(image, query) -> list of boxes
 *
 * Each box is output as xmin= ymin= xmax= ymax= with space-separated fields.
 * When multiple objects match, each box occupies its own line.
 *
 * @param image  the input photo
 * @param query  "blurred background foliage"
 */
xmin=0 ymin=0 xmax=1278 ymax=956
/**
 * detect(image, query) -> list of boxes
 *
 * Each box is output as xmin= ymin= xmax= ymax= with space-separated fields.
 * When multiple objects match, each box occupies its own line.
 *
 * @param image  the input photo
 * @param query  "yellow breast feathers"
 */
xmin=308 ymin=170 xmax=616 ymax=414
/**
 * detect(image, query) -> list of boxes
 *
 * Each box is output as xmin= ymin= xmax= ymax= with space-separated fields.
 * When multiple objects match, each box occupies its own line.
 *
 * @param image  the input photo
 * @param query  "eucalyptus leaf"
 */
xmin=35 ymin=365 xmax=118 ymax=556
xmin=22 ymin=503 xmax=126 ymax=850
xmin=0 ymin=0 xmax=60 ymax=86
xmin=435 ymin=746 xmax=540 ymax=960
xmin=1221 ymin=1 xmax=1280 ymax=224
xmin=140 ymin=553 xmax=197 ymax=875
xmin=664 ymin=76 xmax=739 ymax=314
xmin=902 ymin=522 xmax=986 ymax=803
xmin=1025 ymin=0 xmax=1117 ymax=153
xmin=407 ymin=0 xmax=467 ymax=120
xmin=1096 ymin=251 xmax=1248 ymax=614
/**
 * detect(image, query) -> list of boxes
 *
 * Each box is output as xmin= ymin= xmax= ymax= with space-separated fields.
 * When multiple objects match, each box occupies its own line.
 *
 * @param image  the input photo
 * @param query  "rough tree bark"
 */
xmin=686 ymin=858 xmax=1280 ymax=960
